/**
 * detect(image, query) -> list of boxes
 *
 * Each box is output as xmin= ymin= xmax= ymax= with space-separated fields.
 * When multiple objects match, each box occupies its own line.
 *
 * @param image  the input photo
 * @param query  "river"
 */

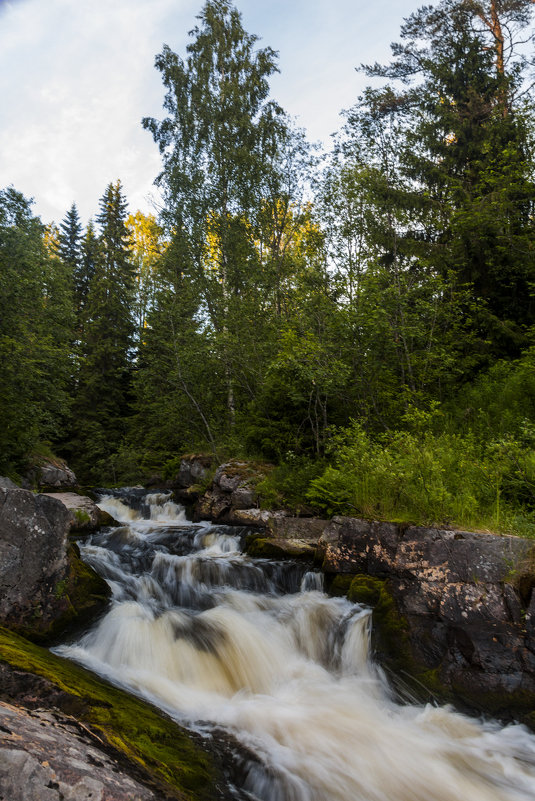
xmin=55 ymin=489 xmax=535 ymax=801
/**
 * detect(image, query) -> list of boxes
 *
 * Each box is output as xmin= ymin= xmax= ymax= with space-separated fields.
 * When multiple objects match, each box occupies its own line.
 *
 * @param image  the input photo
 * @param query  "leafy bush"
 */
xmin=307 ymin=417 xmax=535 ymax=536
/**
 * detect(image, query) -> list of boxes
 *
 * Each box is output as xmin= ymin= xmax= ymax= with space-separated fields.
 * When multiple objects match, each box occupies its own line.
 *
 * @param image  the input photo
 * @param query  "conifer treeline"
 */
xmin=1 ymin=0 xmax=535 ymax=532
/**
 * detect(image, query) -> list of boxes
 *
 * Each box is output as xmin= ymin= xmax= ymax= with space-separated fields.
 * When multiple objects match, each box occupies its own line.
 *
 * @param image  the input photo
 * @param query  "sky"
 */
xmin=0 ymin=0 xmax=418 ymax=225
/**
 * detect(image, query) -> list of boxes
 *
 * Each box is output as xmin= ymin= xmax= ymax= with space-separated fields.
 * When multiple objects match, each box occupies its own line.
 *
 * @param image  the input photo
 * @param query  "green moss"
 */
xmin=245 ymin=536 xmax=314 ymax=561
xmin=54 ymin=579 xmax=68 ymax=599
xmin=74 ymin=508 xmax=91 ymax=526
xmin=0 ymin=626 xmax=224 ymax=800
xmin=327 ymin=574 xmax=355 ymax=597
xmin=11 ymin=545 xmax=110 ymax=645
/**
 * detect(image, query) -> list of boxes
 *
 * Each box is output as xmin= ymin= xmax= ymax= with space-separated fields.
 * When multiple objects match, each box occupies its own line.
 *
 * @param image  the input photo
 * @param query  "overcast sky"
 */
xmin=0 ymin=0 xmax=418 ymax=224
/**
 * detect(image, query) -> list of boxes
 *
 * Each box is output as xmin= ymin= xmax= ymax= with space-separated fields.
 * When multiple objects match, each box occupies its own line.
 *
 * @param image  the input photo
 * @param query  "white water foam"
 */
xmin=58 ymin=491 xmax=535 ymax=801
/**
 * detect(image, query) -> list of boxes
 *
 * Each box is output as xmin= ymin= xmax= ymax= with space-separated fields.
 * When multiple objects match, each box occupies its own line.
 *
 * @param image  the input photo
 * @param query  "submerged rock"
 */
xmin=0 ymin=487 xmax=110 ymax=642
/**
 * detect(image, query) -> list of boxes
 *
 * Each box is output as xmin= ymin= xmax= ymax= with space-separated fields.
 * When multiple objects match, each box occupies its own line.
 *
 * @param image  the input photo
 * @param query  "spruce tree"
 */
xmin=353 ymin=0 xmax=535 ymax=356
xmin=76 ymin=220 xmax=99 ymax=338
xmin=71 ymin=180 xmax=135 ymax=481
xmin=58 ymin=202 xmax=82 ymax=278
xmin=0 ymin=188 xmax=73 ymax=473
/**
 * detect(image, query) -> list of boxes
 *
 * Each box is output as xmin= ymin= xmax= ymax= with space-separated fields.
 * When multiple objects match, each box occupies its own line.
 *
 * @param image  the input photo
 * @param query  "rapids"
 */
xmin=55 ymin=489 xmax=535 ymax=801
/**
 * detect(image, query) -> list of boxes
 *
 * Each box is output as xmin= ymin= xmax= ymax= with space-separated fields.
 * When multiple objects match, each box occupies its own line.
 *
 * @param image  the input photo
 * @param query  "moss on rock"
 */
xmin=11 ymin=544 xmax=111 ymax=645
xmin=245 ymin=536 xmax=315 ymax=561
xmin=0 ymin=627 xmax=228 ymax=800
xmin=342 ymin=575 xmax=451 ymax=704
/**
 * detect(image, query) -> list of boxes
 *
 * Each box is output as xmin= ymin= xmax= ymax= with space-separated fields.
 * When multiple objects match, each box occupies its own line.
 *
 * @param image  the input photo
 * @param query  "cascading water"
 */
xmin=55 ymin=489 xmax=535 ymax=801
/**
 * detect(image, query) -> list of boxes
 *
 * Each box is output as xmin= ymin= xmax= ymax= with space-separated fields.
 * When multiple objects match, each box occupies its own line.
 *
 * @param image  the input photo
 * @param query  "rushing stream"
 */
xmin=56 ymin=489 xmax=535 ymax=801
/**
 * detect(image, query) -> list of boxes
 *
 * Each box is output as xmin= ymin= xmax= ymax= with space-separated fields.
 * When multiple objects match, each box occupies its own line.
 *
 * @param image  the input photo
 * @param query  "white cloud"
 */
xmin=0 ymin=0 xmax=416 ymax=224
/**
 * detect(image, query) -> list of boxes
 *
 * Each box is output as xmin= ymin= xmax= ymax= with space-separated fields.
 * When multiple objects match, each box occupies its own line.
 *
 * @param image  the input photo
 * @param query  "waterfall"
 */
xmin=55 ymin=488 xmax=535 ymax=801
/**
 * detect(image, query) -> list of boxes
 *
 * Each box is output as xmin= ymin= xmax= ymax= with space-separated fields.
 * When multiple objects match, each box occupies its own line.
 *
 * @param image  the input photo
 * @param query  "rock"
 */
xmin=0 ymin=701 xmax=158 ymax=801
xmin=226 ymin=508 xmax=286 ymax=527
xmin=0 ymin=488 xmax=110 ymax=641
xmin=267 ymin=516 xmax=329 ymax=544
xmin=322 ymin=516 xmax=535 ymax=720
xmin=26 ymin=458 xmax=77 ymax=491
xmin=192 ymin=460 xmax=276 ymax=523
xmin=0 ymin=632 xmax=253 ymax=801
xmin=42 ymin=492 xmax=117 ymax=533
xmin=245 ymin=536 xmax=316 ymax=561
xmin=0 ymin=477 xmax=18 ymax=489
xmin=173 ymin=454 xmax=215 ymax=489
xmin=231 ymin=486 xmax=257 ymax=510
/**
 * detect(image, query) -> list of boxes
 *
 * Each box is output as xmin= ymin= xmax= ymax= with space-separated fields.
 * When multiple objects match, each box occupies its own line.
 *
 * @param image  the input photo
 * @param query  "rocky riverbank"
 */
xmin=0 ymin=482 xmax=250 ymax=800
xmin=170 ymin=455 xmax=535 ymax=725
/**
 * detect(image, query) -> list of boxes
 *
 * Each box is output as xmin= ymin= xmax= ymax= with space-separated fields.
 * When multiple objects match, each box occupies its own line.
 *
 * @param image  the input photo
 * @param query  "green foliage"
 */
xmin=0 ymin=188 xmax=73 ymax=474
xmin=69 ymin=181 xmax=135 ymax=482
xmin=254 ymin=457 xmax=325 ymax=512
xmin=307 ymin=415 xmax=535 ymax=535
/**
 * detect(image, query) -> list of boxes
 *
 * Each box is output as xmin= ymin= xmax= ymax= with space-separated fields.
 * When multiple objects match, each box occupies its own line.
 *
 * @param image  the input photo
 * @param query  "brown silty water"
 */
xmin=55 ymin=490 xmax=535 ymax=801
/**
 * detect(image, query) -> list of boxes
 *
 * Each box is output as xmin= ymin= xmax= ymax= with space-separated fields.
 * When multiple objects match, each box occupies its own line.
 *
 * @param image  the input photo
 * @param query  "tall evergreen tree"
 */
xmin=70 ymin=180 xmax=135 ymax=481
xmin=0 ymin=188 xmax=73 ymax=473
xmin=352 ymin=0 xmax=535 ymax=355
xmin=58 ymin=202 xmax=82 ymax=276
xmin=76 ymin=220 xmax=99 ymax=338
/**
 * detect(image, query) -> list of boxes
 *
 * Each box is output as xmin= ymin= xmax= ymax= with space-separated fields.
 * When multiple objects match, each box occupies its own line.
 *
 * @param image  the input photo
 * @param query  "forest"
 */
xmin=2 ymin=0 xmax=535 ymax=536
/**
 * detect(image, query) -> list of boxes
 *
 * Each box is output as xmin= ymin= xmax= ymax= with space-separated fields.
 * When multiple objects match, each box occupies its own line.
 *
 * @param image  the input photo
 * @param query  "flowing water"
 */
xmin=56 ymin=489 xmax=535 ymax=801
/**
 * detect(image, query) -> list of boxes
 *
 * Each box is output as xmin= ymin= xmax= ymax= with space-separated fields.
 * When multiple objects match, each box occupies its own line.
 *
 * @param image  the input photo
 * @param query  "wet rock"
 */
xmin=42 ymin=492 xmax=117 ymax=533
xmin=322 ymin=516 xmax=535 ymax=720
xmin=0 ymin=488 xmax=110 ymax=641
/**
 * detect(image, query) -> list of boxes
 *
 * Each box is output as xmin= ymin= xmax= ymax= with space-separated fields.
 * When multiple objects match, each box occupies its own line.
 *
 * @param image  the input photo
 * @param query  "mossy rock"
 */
xmin=342 ymin=575 xmax=450 ymax=704
xmin=327 ymin=574 xmax=355 ymax=597
xmin=245 ymin=536 xmax=315 ymax=561
xmin=0 ymin=627 xmax=230 ymax=800
xmin=11 ymin=544 xmax=111 ymax=645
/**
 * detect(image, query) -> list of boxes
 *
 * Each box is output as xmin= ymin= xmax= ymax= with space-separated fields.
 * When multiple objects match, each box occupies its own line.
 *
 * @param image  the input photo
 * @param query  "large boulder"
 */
xmin=25 ymin=457 xmax=77 ymax=491
xmin=0 ymin=488 xmax=110 ymax=641
xmin=193 ymin=460 xmax=274 ymax=524
xmin=174 ymin=454 xmax=215 ymax=488
xmin=321 ymin=517 xmax=535 ymax=722
xmin=0 ymin=477 xmax=18 ymax=490
xmin=267 ymin=516 xmax=329 ymax=544
xmin=0 ymin=701 xmax=158 ymax=801
xmin=168 ymin=454 xmax=216 ymax=502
